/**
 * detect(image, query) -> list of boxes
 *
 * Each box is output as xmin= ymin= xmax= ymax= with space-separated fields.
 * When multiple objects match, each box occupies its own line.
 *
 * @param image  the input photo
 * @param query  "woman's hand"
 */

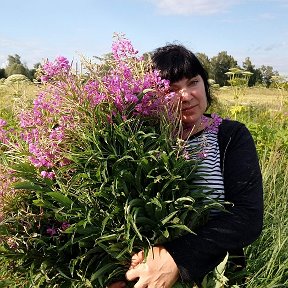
xmin=126 ymin=246 xmax=179 ymax=288
xmin=107 ymin=252 xmax=144 ymax=288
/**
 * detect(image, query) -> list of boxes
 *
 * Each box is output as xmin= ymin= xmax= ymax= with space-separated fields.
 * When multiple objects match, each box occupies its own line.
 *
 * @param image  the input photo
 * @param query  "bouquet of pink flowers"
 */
xmin=0 ymin=34 xmax=222 ymax=287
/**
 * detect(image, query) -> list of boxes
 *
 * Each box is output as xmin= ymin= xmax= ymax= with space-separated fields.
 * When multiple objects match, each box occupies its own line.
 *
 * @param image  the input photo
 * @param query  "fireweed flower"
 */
xmin=46 ymin=226 xmax=58 ymax=237
xmin=60 ymin=222 xmax=70 ymax=231
xmin=41 ymin=56 xmax=71 ymax=82
xmin=0 ymin=119 xmax=7 ymax=127
xmin=209 ymin=113 xmax=223 ymax=133
xmin=0 ymin=119 xmax=9 ymax=144
xmin=2 ymin=34 xmax=176 ymax=180
xmin=40 ymin=170 xmax=56 ymax=179
xmin=112 ymin=34 xmax=138 ymax=61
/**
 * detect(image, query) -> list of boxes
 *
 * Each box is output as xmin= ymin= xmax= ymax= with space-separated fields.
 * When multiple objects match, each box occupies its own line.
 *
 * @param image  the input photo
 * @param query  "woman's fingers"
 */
xmin=126 ymin=262 xmax=147 ymax=281
xmin=130 ymin=250 xmax=145 ymax=268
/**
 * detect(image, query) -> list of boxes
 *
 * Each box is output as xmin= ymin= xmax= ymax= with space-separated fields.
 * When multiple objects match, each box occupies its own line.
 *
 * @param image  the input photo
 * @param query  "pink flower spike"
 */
xmin=0 ymin=119 xmax=7 ymax=127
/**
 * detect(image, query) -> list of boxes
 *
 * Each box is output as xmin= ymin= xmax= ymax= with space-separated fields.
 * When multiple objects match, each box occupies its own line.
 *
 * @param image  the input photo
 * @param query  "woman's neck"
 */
xmin=181 ymin=115 xmax=213 ymax=140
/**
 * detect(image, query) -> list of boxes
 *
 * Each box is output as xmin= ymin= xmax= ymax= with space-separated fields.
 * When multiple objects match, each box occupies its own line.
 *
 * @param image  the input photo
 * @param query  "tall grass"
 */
xmin=212 ymin=94 xmax=288 ymax=287
xmin=245 ymin=147 xmax=288 ymax=287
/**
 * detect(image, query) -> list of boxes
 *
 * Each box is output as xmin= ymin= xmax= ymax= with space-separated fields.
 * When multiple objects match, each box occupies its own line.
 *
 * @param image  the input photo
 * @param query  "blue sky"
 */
xmin=1 ymin=0 xmax=287 ymax=75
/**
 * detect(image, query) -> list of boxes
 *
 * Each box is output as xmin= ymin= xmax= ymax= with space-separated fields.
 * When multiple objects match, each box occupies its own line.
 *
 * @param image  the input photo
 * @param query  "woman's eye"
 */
xmin=189 ymin=80 xmax=198 ymax=86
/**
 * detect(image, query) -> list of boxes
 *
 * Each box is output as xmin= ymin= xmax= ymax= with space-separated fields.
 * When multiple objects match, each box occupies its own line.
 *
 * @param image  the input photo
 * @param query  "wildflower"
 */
xmin=112 ymin=33 xmax=138 ymax=60
xmin=0 ymin=119 xmax=7 ymax=127
xmin=208 ymin=113 xmax=223 ymax=133
xmin=41 ymin=56 xmax=70 ymax=82
xmin=60 ymin=222 xmax=70 ymax=231
xmin=40 ymin=170 xmax=56 ymax=179
xmin=46 ymin=226 xmax=58 ymax=237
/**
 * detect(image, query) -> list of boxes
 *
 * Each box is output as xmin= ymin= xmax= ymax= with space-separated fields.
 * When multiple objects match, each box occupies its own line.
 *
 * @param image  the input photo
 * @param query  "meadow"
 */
xmin=0 ymin=79 xmax=287 ymax=288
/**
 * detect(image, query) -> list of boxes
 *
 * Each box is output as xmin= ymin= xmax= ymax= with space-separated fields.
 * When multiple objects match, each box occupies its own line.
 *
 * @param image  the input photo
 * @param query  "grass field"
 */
xmin=214 ymin=86 xmax=288 ymax=110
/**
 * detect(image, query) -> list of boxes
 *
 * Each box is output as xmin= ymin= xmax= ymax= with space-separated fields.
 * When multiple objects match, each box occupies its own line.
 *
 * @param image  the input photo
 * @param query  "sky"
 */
xmin=1 ymin=0 xmax=287 ymax=75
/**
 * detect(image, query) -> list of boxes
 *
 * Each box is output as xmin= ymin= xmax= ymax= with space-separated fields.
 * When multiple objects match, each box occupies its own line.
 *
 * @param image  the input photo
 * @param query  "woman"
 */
xmin=109 ymin=44 xmax=263 ymax=287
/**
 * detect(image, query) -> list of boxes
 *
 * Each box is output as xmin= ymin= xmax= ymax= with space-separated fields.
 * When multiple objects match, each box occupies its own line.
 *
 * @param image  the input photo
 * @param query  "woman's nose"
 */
xmin=179 ymin=88 xmax=193 ymax=102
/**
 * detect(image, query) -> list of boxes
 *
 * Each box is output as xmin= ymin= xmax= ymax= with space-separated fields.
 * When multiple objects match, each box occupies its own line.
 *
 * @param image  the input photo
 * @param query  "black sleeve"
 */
xmin=163 ymin=124 xmax=264 ymax=282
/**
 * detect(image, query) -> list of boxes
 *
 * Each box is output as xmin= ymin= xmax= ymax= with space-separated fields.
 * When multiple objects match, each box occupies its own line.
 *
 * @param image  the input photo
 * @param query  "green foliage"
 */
xmin=245 ymin=149 xmax=288 ymax=287
xmin=242 ymin=57 xmax=262 ymax=87
xmin=225 ymin=68 xmax=253 ymax=100
xmin=0 ymin=69 xmax=5 ymax=79
xmin=0 ymin=111 xmax=221 ymax=287
xmin=3 ymin=54 xmax=36 ymax=80
xmin=259 ymin=65 xmax=279 ymax=88
xmin=210 ymin=51 xmax=238 ymax=86
xmin=196 ymin=52 xmax=211 ymax=77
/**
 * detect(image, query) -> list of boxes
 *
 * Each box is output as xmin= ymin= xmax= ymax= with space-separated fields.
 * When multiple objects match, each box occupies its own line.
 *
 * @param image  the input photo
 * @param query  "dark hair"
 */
xmin=151 ymin=44 xmax=212 ymax=107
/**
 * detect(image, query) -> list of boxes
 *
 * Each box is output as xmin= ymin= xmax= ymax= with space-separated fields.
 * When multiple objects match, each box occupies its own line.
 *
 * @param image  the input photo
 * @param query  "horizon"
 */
xmin=1 ymin=0 xmax=287 ymax=75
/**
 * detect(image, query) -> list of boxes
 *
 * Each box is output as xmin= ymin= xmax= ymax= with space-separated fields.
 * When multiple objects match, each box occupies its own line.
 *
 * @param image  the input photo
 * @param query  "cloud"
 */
xmin=146 ymin=0 xmax=241 ymax=15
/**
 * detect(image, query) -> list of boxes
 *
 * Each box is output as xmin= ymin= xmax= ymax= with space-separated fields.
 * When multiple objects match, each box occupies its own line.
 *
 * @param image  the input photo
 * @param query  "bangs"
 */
xmin=153 ymin=51 xmax=202 ymax=83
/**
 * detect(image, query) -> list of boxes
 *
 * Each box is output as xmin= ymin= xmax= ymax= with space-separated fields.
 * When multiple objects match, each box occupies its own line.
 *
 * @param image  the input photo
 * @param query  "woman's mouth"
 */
xmin=182 ymin=105 xmax=197 ymax=112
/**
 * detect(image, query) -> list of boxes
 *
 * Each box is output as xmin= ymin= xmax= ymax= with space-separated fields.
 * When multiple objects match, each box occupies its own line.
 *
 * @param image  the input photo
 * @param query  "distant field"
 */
xmin=0 ymin=82 xmax=287 ymax=112
xmin=215 ymin=86 xmax=288 ymax=110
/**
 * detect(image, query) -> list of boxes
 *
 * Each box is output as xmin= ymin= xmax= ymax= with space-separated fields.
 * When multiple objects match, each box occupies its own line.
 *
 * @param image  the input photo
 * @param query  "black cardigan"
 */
xmin=163 ymin=119 xmax=264 ymax=282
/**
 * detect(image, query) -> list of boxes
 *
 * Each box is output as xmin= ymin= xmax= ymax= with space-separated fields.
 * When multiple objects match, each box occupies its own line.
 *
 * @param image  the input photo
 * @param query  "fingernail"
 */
xmin=120 ymin=282 xmax=126 ymax=287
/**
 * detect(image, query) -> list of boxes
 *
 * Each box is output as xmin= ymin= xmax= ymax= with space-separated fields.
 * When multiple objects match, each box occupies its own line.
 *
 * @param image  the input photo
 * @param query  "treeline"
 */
xmin=0 ymin=54 xmax=40 ymax=81
xmin=195 ymin=51 xmax=279 ymax=87
xmin=0 ymin=52 xmax=282 ymax=87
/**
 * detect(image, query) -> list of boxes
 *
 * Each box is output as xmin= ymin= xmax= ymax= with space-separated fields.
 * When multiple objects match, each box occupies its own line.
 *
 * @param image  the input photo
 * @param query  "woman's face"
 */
xmin=170 ymin=75 xmax=207 ymax=129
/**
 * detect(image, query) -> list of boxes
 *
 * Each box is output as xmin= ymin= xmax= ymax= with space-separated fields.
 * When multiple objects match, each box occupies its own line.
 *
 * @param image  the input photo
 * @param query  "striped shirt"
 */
xmin=186 ymin=129 xmax=225 ymax=202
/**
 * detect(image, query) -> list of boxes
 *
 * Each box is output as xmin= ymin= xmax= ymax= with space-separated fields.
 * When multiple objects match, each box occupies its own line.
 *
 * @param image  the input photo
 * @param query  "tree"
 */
xmin=210 ymin=51 xmax=238 ymax=86
xmin=242 ymin=57 xmax=262 ymax=86
xmin=7 ymin=54 xmax=22 ymax=66
xmin=29 ymin=62 xmax=42 ymax=80
xmin=259 ymin=65 xmax=279 ymax=87
xmin=0 ymin=68 xmax=5 ymax=79
xmin=4 ymin=54 xmax=31 ymax=79
xmin=196 ymin=52 xmax=211 ymax=77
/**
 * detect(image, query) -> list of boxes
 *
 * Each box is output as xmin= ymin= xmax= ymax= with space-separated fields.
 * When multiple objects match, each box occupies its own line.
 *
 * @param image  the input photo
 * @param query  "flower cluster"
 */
xmin=11 ymin=35 xmax=175 ymax=180
xmin=40 ymin=56 xmax=71 ymax=82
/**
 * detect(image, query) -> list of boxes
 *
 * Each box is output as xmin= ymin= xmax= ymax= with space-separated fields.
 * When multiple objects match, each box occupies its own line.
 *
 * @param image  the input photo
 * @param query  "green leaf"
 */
xmin=32 ymin=199 xmax=54 ymax=209
xmin=47 ymin=192 xmax=73 ymax=208
xmin=11 ymin=162 xmax=36 ymax=174
xmin=136 ymin=216 xmax=156 ymax=226
xmin=12 ymin=181 xmax=48 ymax=191
xmin=90 ymin=263 xmax=117 ymax=281
xmin=168 ymin=224 xmax=195 ymax=234
xmin=0 ymin=280 xmax=14 ymax=287
xmin=174 ymin=196 xmax=196 ymax=205
xmin=161 ymin=211 xmax=178 ymax=225
xmin=149 ymin=197 xmax=162 ymax=209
